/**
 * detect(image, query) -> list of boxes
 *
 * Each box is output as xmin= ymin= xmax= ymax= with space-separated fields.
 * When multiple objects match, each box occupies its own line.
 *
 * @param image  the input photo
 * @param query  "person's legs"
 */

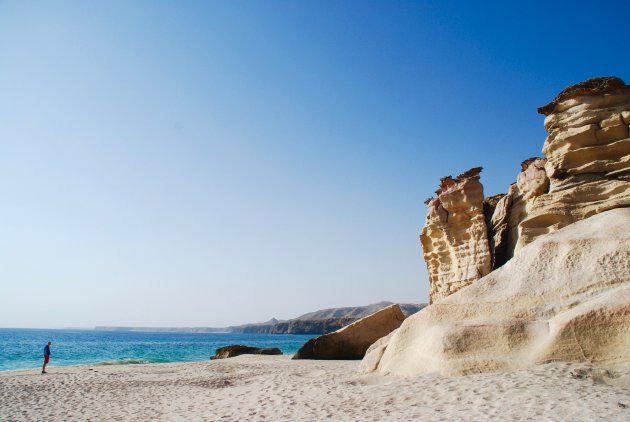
xmin=42 ymin=355 xmax=49 ymax=373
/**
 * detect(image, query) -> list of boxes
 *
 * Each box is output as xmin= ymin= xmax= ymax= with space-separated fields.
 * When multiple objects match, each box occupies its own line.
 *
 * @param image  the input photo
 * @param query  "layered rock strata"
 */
xmin=489 ymin=157 xmax=550 ymax=264
xmin=420 ymin=167 xmax=492 ymax=303
xmin=423 ymin=77 xmax=630 ymax=303
xmin=515 ymin=76 xmax=630 ymax=250
xmin=293 ymin=304 xmax=406 ymax=360
xmin=363 ymin=208 xmax=630 ymax=376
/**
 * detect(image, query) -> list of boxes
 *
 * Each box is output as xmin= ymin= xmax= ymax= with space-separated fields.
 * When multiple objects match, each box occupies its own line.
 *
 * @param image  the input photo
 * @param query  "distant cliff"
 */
xmin=95 ymin=302 xmax=426 ymax=335
xmin=229 ymin=317 xmax=359 ymax=334
xmin=228 ymin=302 xmax=426 ymax=335
xmin=293 ymin=301 xmax=423 ymax=320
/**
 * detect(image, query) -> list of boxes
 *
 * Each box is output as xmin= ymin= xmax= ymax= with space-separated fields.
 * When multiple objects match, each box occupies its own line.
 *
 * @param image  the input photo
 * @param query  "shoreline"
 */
xmin=2 ymin=355 xmax=630 ymax=421
xmin=0 ymin=357 xmax=190 ymax=374
xmin=0 ymin=328 xmax=313 ymax=373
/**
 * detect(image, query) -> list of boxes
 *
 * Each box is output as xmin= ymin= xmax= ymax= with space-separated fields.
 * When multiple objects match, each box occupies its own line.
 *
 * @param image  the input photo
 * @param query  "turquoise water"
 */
xmin=0 ymin=328 xmax=315 ymax=371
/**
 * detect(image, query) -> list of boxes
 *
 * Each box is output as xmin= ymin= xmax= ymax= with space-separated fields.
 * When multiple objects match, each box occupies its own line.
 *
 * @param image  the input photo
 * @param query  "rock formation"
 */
xmin=362 ymin=76 xmax=630 ymax=376
xmin=489 ymin=157 xmax=550 ymax=265
xmin=362 ymin=208 xmax=630 ymax=376
xmin=420 ymin=167 xmax=492 ymax=303
xmin=515 ymin=76 xmax=630 ymax=250
xmin=293 ymin=304 xmax=406 ymax=360
xmin=358 ymin=330 xmax=397 ymax=373
xmin=212 ymin=345 xmax=282 ymax=359
xmin=422 ymin=77 xmax=630 ymax=303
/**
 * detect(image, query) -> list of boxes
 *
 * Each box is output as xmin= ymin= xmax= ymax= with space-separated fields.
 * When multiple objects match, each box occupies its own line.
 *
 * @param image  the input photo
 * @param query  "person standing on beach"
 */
xmin=42 ymin=341 xmax=51 ymax=374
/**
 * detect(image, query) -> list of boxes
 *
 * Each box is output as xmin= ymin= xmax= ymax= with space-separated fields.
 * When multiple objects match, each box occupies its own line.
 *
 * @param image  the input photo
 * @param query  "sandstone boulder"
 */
xmin=357 ymin=330 xmax=398 ymax=373
xmin=293 ymin=304 xmax=406 ymax=359
xmin=212 ymin=345 xmax=282 ymax=359
xmin=363 ymin=208 xmax=630 ymax=376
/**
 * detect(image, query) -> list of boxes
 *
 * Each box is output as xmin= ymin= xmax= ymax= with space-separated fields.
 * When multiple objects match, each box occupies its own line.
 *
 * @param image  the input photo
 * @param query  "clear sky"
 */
xmin=1 ymin=0 xmax=629 ymax=328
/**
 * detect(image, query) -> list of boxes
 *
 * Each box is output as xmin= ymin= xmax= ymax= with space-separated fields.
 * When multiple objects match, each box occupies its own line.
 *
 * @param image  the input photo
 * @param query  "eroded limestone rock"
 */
xmin=482 ymin=157 xmax=552 ymax=272
xmin=514 ymin=77 xmax=630 ymax=250
xmin=364 ymin=209 xmax=630 ymax=376
xmin=422 ymin=77 xmax=630 ymax=303
xmin=421 ymin=167 xmax=492 ymax=303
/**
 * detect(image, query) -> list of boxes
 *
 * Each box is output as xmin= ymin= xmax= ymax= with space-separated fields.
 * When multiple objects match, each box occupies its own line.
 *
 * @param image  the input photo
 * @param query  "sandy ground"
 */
xmin=1 ymin=356 xmax=630 ymax=421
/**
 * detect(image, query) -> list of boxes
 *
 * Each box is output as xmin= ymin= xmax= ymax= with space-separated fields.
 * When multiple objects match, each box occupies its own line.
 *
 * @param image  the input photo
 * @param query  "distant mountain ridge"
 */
xmin=95 ymin=301 xmax=426 ymax=335
xmin=228 ymin=302 xmax=426 ymax=334
xmin=294 ymin=301 xmax=423 ymax=321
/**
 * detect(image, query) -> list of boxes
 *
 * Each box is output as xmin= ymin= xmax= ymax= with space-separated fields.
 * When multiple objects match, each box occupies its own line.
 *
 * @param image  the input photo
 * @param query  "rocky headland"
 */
xmin=228 ymin=301 xmax=425 ymax=334
xmin=95 ymin=301 xmax=425 ymax=335
xmin=362 ymin=76 xmax=630 ymax=376
xmin=420 ymin=77 xmax=629 ymax=305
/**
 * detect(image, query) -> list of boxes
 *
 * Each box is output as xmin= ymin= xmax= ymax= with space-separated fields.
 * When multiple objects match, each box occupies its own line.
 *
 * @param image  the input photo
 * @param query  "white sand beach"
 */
xmin=2 ymin=356 xmax=630 ymax=421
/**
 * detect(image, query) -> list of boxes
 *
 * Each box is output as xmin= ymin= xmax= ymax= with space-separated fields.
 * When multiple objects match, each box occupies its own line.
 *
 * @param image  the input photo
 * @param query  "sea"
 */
xmin=0 ymin=328 xmax=315 ymax=372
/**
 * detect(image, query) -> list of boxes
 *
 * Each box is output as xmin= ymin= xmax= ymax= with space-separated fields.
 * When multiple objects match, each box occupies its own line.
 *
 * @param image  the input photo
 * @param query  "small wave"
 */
xmin=97 ymin=358 xmax=169 ymax=366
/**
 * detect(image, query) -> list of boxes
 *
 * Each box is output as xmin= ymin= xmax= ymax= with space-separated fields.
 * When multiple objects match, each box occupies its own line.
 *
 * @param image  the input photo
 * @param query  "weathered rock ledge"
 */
xmin=363 ymin=208 xmax=630 ymax=376
xmin=420 ymin=167 xmax=491 ymax=303
xmin=422 ymin=76 xmax=630 ymax=303
xmin=363 ymin=76 xmax=630 ymax=377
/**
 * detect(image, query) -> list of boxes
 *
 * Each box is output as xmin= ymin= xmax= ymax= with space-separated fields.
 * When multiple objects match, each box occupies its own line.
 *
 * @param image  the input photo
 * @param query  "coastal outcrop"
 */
xmin=363 ymin=76 xmax=630 ymax=377
xmin=364 ymin=208 xmax=630 ymax=376
xmin=212 ymin=345 xmax=282 ymax=359
xmin=293 ymin=304 xmax=406 ymax=360
xmin=514 ymin=76 xmax=630 ymax=250
xmin=94 ymin=302 xmax=425 ymax=335
xmin=422 ymin=77 xmax=630 ymax=303
xmin=420 ymin=167 xmax=492 ymax=303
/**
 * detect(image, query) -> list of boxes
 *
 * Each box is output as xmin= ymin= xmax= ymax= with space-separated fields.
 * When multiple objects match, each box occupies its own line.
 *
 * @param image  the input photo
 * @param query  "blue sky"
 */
xmin=1 ymin=0 xmax=629 ymax=327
